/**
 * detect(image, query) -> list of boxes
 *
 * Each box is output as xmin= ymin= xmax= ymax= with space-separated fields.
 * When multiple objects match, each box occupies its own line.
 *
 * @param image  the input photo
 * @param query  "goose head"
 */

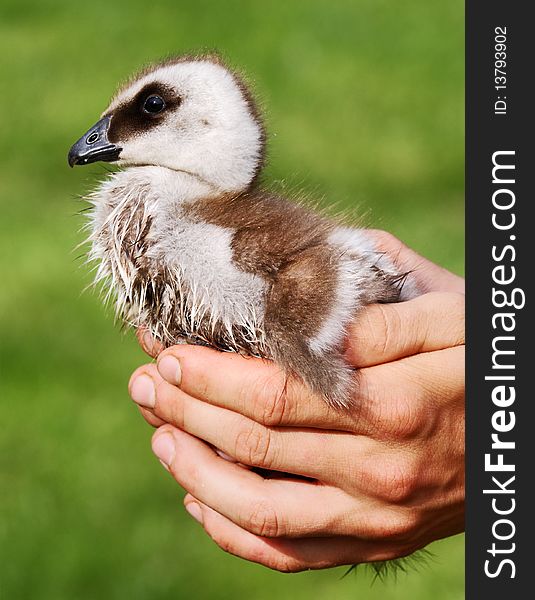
xmin=68 ymin=55 xmax=265 ymax=193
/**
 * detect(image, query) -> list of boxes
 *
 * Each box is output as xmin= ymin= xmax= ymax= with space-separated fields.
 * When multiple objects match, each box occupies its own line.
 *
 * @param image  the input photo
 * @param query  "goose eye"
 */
xmin=143 ymin=95 xmax=165 ymax=114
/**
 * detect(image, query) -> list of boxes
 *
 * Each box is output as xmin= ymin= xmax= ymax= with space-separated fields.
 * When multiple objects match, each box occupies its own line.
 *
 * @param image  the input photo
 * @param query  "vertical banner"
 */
xmin=466 ymin=2 xmax=533 ymax=597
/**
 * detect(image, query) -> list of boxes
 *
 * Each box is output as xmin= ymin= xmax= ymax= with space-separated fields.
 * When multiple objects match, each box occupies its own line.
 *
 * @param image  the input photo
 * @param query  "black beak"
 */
xmin=68 ymin=115 xmax=122 ymax=167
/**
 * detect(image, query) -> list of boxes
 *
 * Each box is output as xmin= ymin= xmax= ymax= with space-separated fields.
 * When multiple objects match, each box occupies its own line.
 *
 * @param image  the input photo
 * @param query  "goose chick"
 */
xmin=68 ymin=54 xmax=413 ymax=408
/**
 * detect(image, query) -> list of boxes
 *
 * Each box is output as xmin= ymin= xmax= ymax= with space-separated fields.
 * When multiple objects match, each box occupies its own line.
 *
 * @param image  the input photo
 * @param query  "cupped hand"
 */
xmin=128 ymin=231 xmax=465 ymax=572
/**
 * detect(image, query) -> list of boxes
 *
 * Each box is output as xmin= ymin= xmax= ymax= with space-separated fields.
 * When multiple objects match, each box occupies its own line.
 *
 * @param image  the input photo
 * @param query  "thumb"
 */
xmin=346 ymin=291 xmax=465 ymax=368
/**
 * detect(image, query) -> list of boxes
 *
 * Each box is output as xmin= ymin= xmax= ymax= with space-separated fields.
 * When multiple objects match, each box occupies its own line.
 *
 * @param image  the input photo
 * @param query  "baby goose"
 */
xmin=68 ymin=54 xmax=413 ymax=408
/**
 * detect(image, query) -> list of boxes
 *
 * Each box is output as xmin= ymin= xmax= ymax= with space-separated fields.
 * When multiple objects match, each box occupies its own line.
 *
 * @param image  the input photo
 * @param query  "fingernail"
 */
xmin=152 ymin=432 xmax=176 ymax=468
xmin=158 ymin=355 xmax=182 ymax=385
xmin=130 ymin=374 xmax=155 ymax=408
xmin=185 ymin=502 xmax=203 ymax=524
xmin=143 ymin=330 xmax=155 ymax=351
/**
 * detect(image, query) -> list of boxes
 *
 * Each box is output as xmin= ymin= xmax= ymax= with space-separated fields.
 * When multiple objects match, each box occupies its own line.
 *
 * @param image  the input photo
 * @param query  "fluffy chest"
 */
xmin=87 ymin=168 xmax=268 ymax=350
xmin=149 ymin=216 xmax=269 ymax=326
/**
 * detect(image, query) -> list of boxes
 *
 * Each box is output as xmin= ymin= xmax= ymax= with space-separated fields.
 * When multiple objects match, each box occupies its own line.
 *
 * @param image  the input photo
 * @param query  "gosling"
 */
xmin=68 ymin=54 xmax=413 ymax=408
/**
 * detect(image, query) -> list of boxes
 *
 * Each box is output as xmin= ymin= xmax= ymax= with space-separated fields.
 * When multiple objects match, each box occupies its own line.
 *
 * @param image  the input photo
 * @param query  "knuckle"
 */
xmin=234 ymin=421 xmax=274 ymax=468
xmin=245 ymin=546 xmax=304 ymax=573
xmin=375 ymin=457 xmax=420 ymax=504
xmin=269 ymin=556 xmax=307 ymax=573
xmin=211 ymin=531 xmax=232 ymax=554
xmin=253 ymin=375 xmax=291 ymax=427
xmin=377 ymin=304 xmax=402 ymax=355
xmin=361 ymin=306 xmax=388 ymax=353
xmin=359 ymin=304 xmax=403 ymax=360
xmin=245 ymin=499 xmax=282 ymax=538
xmin=235 ymin=538 xmax=306 ymax=573
xmin=381 ymin=395 xmax=429 ymax=440
xmin=209 ymin=528 xmax=240 ymax=559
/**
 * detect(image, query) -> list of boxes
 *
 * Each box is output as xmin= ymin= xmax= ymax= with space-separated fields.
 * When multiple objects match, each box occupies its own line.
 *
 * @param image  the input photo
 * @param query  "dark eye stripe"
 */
xmin=107 ymin=83 xmax=182 ymax=142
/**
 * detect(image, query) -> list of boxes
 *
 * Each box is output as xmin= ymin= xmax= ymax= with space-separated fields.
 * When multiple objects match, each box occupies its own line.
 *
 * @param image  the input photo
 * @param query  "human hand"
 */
xmin=128 ymin=233 xmax=465 ymax=572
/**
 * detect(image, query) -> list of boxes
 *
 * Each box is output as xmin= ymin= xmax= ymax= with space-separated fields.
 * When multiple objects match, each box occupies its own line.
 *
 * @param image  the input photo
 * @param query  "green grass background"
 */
xmin=0 ymin=1 xmax=464 ymax=598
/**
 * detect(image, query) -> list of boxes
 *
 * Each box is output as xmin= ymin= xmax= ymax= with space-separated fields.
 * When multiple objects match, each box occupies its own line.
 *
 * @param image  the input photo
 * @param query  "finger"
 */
xmin=151 ymin=425 xmax=382 ymax=539
xmin=155 ymin=345 xmax=358 ymax=431
xmin=131 ymin=364 xmax=377 ymax=481
xmin=130 ymin=345 xmax=463 ymax=441
xmin=136 ymin=327 xmax=164 ymax=358
xmin=369 ymin=230 xmax=465 ymax=294
xmin=183 ymin=494 xmax=412 ymax=572
xmin=138 ymin=405 xmax=167 ymax=428
xmin=350 ymin=346 xmax=465 ymax=441
xmin=346 ymin=292 xmax=465 ymax=367
xmin=132 ymin=364 xmax=451 ymax=500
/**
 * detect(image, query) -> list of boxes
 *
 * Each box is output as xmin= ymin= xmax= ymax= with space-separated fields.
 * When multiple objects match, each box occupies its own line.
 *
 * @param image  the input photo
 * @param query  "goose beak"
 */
xmin=68 ymin=115 xmax=122 ymax=167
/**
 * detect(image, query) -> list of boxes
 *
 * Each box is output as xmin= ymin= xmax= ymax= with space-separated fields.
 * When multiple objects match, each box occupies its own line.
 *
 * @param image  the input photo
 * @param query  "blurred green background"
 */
xmin=0 ymin=1 xmax=464 ymax=598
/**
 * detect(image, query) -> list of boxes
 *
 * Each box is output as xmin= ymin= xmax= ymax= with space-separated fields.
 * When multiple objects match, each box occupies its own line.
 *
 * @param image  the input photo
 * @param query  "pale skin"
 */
xmin=128 ymin=231 xmax=465 ymax=572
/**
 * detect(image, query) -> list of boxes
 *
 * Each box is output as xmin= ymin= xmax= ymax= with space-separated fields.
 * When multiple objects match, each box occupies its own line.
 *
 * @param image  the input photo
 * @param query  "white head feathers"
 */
xmin=104 ymin=56 xmax=265 ymax=193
